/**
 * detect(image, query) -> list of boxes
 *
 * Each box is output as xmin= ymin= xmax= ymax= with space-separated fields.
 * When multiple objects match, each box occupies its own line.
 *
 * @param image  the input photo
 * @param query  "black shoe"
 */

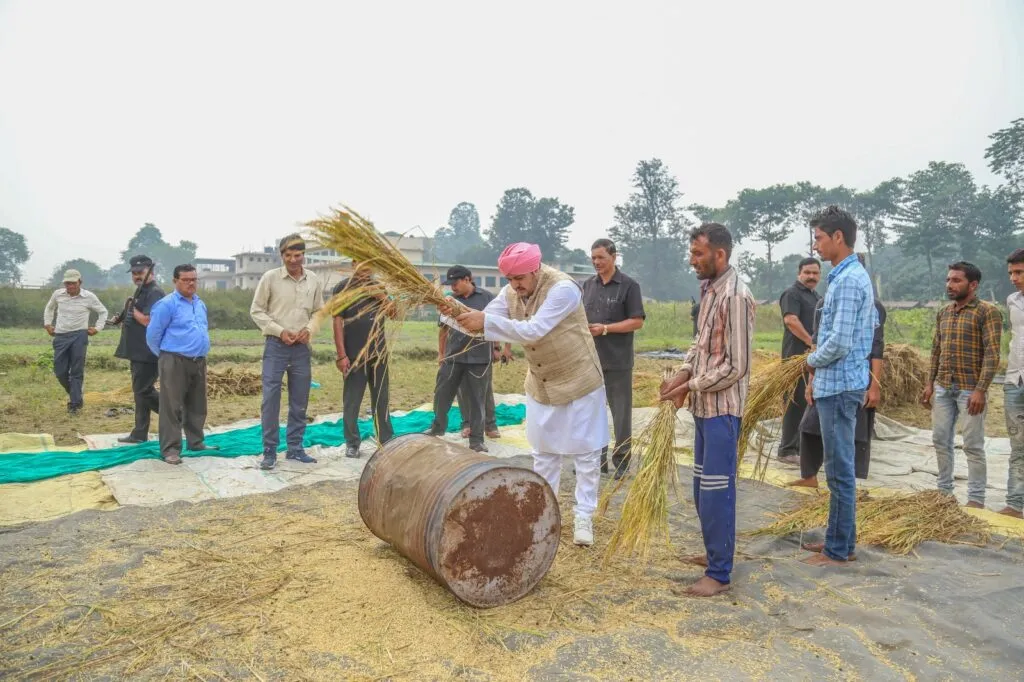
xmin=117 ymin=436 xmax=147 ymax=444
xmin=68 ymin=406 xmax=82 ymax=416
xmin=345 ymin=446 xmax=361 ymax=459
xmin=469 ymin=443 xmax=489 ymax=453
xmin=259 ymin=455 xmax=276 ymax=470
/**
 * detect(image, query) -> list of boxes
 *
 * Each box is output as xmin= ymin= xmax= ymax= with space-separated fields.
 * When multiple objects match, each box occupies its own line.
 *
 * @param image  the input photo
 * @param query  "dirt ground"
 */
xmin=1 ymin=457 xmax=1022 ymax=681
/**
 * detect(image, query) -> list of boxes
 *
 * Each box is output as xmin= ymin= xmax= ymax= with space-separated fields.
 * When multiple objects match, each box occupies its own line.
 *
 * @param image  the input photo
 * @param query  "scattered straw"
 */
xmin=752 ymin=489 xmax=992 ymax=554
xmin=598 ymin=372 xmax=681 ymax=563
xmin=739 ymin=352 xmax=808 ymax=473
xmin=206 ymin=367 xmax=263 ymax=399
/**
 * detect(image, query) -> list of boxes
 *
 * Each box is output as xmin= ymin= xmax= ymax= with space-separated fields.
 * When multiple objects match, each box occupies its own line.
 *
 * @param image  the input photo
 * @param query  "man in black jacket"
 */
xmin=113 ymin=255 xmax=166 ymax=444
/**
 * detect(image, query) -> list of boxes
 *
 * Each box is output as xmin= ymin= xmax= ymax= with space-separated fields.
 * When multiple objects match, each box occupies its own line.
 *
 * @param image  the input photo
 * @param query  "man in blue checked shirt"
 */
xmin=802 ymin=206 xmax=877 ymax=566
xmin=146 ymin=264 xmax=218 ymax=465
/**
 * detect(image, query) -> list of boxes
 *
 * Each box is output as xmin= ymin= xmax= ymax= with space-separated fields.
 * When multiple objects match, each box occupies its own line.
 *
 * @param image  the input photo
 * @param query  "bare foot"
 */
xmin=674 ymin=576 xmax=730 ymax=597
xmin=996 ymin=507 xmax=1024 ymax=519
xmin=800 ymin=541 xmax=856 ymax=561
xmin=965 ymin=501 xmax=985 ymax=509
xmin=786 ymin=477 xmax=819 ymax=488
xmin=680 ymin=554 xmax=708 ymax=567
xmin=802 ymin=552 xmax=848 ymax=567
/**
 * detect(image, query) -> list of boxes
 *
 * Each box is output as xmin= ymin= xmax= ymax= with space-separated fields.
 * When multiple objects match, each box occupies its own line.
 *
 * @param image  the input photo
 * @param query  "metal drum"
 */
xmin=358 ymin=434 xmax=561 ymax=608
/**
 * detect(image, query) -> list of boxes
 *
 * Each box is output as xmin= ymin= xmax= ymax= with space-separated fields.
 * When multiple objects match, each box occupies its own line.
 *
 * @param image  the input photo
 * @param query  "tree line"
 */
xmin=2 ymin=118 xmax=1022 ymax=303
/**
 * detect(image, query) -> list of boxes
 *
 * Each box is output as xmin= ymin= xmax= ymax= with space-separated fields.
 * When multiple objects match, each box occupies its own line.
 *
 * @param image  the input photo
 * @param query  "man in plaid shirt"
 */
xmin=921 ymin=262 xmax=1002 ymax=509
xmin=802 ymin=207 xmax=877 ymax=567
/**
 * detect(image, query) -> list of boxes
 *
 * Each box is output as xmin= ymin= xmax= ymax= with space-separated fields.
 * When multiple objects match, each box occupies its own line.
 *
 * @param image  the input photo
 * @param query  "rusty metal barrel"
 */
xmin=358 ymin=434 xmax=561 ymax=608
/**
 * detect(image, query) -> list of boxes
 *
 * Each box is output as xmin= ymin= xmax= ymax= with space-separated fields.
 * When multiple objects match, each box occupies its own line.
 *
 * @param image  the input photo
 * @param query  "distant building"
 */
xmin=195 ymin=258 xmax=235 ymax=291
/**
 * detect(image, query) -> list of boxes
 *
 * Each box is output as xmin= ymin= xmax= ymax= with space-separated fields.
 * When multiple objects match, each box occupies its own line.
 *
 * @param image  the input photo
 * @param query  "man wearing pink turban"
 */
xmin=451 ymin=242 xmax=609 ymax=546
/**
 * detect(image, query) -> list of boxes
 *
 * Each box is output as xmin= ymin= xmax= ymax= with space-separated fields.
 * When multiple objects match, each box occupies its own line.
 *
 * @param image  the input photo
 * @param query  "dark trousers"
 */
xmin=800 ymin=408 xmax=874 ymax=480
xmin=129 ymin=361 xmax=160 ymax=440
xmin=53 ymin=330 xmax=88 ymax=409
xmin=343 ymin=360 xmax=393 ymax=449
xmin=779 ymin=374 xmax=808 ymax=458
xmin=601 ymin=369 xmax=633 ymax=472
xmin=459 ymin=370 xmax=496 ymax=431
xmin=157 ymin=353 xmax=208 ymax=459
xmin=693 ymin=415 xmax=740 ymax=584
xmin=432 ymin=361 xmax=488 ymax=448
xmin=260 ymin=337 xmax=312 ymax=457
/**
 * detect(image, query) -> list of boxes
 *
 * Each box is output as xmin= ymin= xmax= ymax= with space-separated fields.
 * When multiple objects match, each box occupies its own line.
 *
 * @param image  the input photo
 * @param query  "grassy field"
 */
xmin=0 ymin=304 xmax=995 ymax=446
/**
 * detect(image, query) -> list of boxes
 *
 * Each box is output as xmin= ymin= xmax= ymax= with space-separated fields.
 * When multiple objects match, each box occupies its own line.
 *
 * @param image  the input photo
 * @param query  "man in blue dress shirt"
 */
xmin=146 ymin=264 xmax=217 ymax=464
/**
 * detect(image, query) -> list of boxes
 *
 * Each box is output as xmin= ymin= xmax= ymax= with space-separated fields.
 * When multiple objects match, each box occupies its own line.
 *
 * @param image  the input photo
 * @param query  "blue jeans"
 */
xmin=1004 ymin=383 xmax=1024 ymax=512
xmin=931 ymin=383 xmax=987 ymax=505
xmin=260 ymin=337 xmax=312 ymax=458
xmin=692 ymin=415 xmax=739 ymax=584
xmin=817 ymin=390 xmax=863 ymax=561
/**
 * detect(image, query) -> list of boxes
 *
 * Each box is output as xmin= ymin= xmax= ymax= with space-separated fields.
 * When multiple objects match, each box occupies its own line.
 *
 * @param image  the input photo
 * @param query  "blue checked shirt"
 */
xmin=807 ymin=254 xmax=877 ymax=398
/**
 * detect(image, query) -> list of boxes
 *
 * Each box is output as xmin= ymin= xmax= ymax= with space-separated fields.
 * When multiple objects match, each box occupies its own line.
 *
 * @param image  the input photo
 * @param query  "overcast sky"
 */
xmin=2 ymin=0 xmax=1022 ymax=284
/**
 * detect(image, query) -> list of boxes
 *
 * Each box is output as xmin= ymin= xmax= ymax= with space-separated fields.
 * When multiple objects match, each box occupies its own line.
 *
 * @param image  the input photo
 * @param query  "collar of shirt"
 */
xmin=597 ymin=268 xmax=623 ymax=286
xmin=171 ymin=290 xmax=201 ymax=305
xmin=279 ymin=267 xmax=307 ymax=282
xmin=826 ymin=253 xmax=859 ymax=283
xmin=701 ymin=266 xmax=737 ymax=296
xmin=947 ymin=297 xmax=980 ymax=313
xmin=794 ymin=280 xmax=818 ymax=295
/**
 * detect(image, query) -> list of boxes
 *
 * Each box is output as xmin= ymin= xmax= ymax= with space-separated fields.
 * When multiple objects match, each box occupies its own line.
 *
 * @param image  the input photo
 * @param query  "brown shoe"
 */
xmin=163 ymin=453 xmax=183 ymax=465
xmin=486 ymin=429 xmax=501 ymax=439
xmin=996 ymin=507 xmax=1024 ymax=519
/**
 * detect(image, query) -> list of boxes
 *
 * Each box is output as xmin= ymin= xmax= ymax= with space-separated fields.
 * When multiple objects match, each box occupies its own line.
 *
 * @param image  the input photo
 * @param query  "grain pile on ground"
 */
xmin=752 ymin=489 xmax=993 ymax=554
xmin=206 ymin=366 xmax=263 ymax=398
xmin=879 ymin=343 xmax=927 ymax=408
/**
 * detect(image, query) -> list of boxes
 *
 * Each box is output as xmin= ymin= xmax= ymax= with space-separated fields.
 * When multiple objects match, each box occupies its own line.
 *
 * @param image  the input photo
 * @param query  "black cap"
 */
xmin=443 ymin=265 xmax=472 ymax=285
xmin=128 ymin=255 xmax=154 ymax=272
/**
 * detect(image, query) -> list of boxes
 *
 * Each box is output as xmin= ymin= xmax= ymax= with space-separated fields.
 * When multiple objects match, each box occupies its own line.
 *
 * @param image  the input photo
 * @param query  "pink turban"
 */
xmin=497 ymin=242 xmax=542 ymax=276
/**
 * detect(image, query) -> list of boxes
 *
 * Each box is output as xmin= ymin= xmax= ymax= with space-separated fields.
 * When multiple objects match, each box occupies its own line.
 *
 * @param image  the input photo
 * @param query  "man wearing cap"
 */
xmin=450 ymin=243 xmax=608 ymax=546
xmin=146 ymin=264 xmax=217 ymax=465
xmin=427 ymin=266 xmax=499 ymax=452
xmin=250 ymin=234 xmax=325 ymax=470
xmin=43 ymin=269 xmax=109 ymax=414
xmin=113 ymin=256 xmax=165 ymax=443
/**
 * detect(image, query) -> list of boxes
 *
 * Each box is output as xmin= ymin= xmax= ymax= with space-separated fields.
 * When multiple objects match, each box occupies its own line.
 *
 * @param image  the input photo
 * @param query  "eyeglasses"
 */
xmin=177 ymin=277 xmax=198 ymax=283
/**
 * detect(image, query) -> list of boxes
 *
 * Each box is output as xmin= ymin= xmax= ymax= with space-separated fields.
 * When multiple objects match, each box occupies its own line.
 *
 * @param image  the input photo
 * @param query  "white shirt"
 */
xmin=43 ymin=288 xmax=108 ymax=334
xmin=479 ymin=282 xmax=608 ymax=455
xmin=1005 ymin=292 xmax=1024 ymax=387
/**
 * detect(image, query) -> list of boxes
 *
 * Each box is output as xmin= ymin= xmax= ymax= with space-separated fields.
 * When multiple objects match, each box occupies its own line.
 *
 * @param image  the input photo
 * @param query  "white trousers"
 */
xmin=532 ymin=449 xmax=601 ymax=519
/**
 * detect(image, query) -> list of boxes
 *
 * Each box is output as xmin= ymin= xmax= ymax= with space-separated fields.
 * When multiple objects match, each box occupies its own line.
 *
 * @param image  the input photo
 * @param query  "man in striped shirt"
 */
xmin=661 ymin=223 xmax=755 ymax=597
xmin=43 ymin=269 xmax=109 ymax=414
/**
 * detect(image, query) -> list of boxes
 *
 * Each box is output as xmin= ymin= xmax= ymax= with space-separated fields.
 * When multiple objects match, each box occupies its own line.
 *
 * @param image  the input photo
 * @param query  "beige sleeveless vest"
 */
xmin=505 ymin=265 xmax=604 ymax=405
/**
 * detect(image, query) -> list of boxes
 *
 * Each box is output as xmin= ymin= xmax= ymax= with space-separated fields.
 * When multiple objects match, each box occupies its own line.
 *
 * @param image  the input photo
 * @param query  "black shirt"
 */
xmin=779 ymin=281 xmax=821 ymax=358
xmin=582 ymin=268 xmax=645 ymax=371
xmin=114 ymin=281 xmax=166 ymax=363
xmin=333 ymin=277 xmax=387 ymax=365
xmin=439 ymin=286 xmax=494 ymax=364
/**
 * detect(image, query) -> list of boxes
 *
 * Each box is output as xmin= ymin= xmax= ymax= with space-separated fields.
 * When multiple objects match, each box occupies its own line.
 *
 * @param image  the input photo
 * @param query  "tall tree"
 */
xmin=797 ymin=184 xmax=854 ymax=254
xmin=610 ymin=159 xmax=696 ymax=301
xmin=0 ymin=227 xmax=30 ymax=285
xmin=893 ymin=162 xmax=976 ymax=285
xmin=848 ymin=179 xmax=902 ymax=269
xmin=970 ymin=184 xmax=1024 ymax=301
xmin=47 ymin=259 xmax=109 ymax=288
xmin=433 ymin=202 xmax=485 ymax=262
xmin=487 ymin=189 xmax=575 ymax=261
xmin=738 ymin=252 xmax=808 ymax=300
xmin=114 ymin=223 xmax=198 ymax=285
xmin=985 ymin=117 xmax=1024 ymax=193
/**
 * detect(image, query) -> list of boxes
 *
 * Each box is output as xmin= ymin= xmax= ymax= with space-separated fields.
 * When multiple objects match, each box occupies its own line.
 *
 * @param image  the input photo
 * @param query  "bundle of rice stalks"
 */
xmin=305 ymin=205 xmax=471 ymax=316
xmin=739 ymin=352 xmax=809 ymax=471
xmin=752 ymin=489 xmax=992 ymax=554
xmin=880 ymin=343 xmax=926 ymax=408
xmin=207 ymin=366 xmax=263 ymax=398
xmin=598 ymin=373 xmax=681 ymax=563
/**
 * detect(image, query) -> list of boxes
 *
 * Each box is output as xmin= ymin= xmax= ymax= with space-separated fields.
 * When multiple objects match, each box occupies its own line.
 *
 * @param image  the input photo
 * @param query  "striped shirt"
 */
xmin=807 ymin=254 xmax=876 ymax=398
xmin=929 ymin=298 xmax=1002 ymax=392
xmin=682 ymin=267 xmax=756 ymax=418
xmin=43 ymin=288 xmax=109 ymax=334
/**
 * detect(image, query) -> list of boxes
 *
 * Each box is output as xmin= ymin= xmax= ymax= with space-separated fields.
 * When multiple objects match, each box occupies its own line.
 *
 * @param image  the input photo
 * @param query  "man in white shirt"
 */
xmin=42 ymin=269 xmax=109 ymax=414
xmin=451 ymin=242 xmax=608 ymax=546
xmin=1001 ymin=248 xmax=1024 ymax=519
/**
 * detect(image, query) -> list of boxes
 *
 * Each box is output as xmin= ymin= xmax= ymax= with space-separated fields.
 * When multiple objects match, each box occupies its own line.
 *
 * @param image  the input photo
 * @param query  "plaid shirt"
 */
xmin=807 ymin=254 xmax=877 ymax=398
xmin=682 ymin=267 xmax=756 ymax=418
xmin=929 ymin=298 xmax=1002 ymax=392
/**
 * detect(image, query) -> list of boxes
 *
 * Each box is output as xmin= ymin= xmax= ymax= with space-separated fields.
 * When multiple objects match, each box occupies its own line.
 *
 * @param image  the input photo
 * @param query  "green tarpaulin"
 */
xmin=0 ymin=404 xmax=527 ymax=485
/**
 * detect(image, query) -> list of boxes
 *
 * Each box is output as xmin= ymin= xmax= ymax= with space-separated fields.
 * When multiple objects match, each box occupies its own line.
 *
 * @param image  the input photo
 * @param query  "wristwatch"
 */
xmin=602 ymin=325 xmax=608 ymax=336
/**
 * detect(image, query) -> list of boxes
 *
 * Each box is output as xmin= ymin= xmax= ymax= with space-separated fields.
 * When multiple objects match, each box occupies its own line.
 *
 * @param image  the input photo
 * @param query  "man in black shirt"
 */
xmin=428 ymin=266 xmax=496 ymax=452
xmin=332 ymin=261 xmax=394 ymax=458
xmin=777 ymin=257 xmax=821 ymax=465
xmin=113 ymin=255 xmax=165 ymax=444
xmin=582 ymin=239 xmax=645 ymax=479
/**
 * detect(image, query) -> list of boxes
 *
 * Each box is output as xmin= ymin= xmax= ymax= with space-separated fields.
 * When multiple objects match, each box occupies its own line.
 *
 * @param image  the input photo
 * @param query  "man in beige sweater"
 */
xmin=452 ymin=242 xmax=608 ymax=546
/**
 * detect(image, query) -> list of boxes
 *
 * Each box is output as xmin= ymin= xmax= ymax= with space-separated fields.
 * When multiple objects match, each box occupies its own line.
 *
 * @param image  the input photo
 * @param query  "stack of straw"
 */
xmin=598 ymin=372 xmax=681 ymax=563
xmin=880 ymin=343 xmax=927 ymax=408
xmin=752 ymin=489 xmax=992 ymax=554
xmin=207 ymin=366 xmax=263 ymax=398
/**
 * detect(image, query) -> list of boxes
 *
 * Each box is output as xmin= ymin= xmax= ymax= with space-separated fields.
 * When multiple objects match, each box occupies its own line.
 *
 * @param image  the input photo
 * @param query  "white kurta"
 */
xmin=479 ymin=282 xmax=609 ymax=456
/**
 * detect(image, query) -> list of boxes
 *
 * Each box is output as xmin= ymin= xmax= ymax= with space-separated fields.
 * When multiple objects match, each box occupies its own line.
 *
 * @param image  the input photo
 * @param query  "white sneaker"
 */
xmin=573 ymin=516 xmax=594 ymax=546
